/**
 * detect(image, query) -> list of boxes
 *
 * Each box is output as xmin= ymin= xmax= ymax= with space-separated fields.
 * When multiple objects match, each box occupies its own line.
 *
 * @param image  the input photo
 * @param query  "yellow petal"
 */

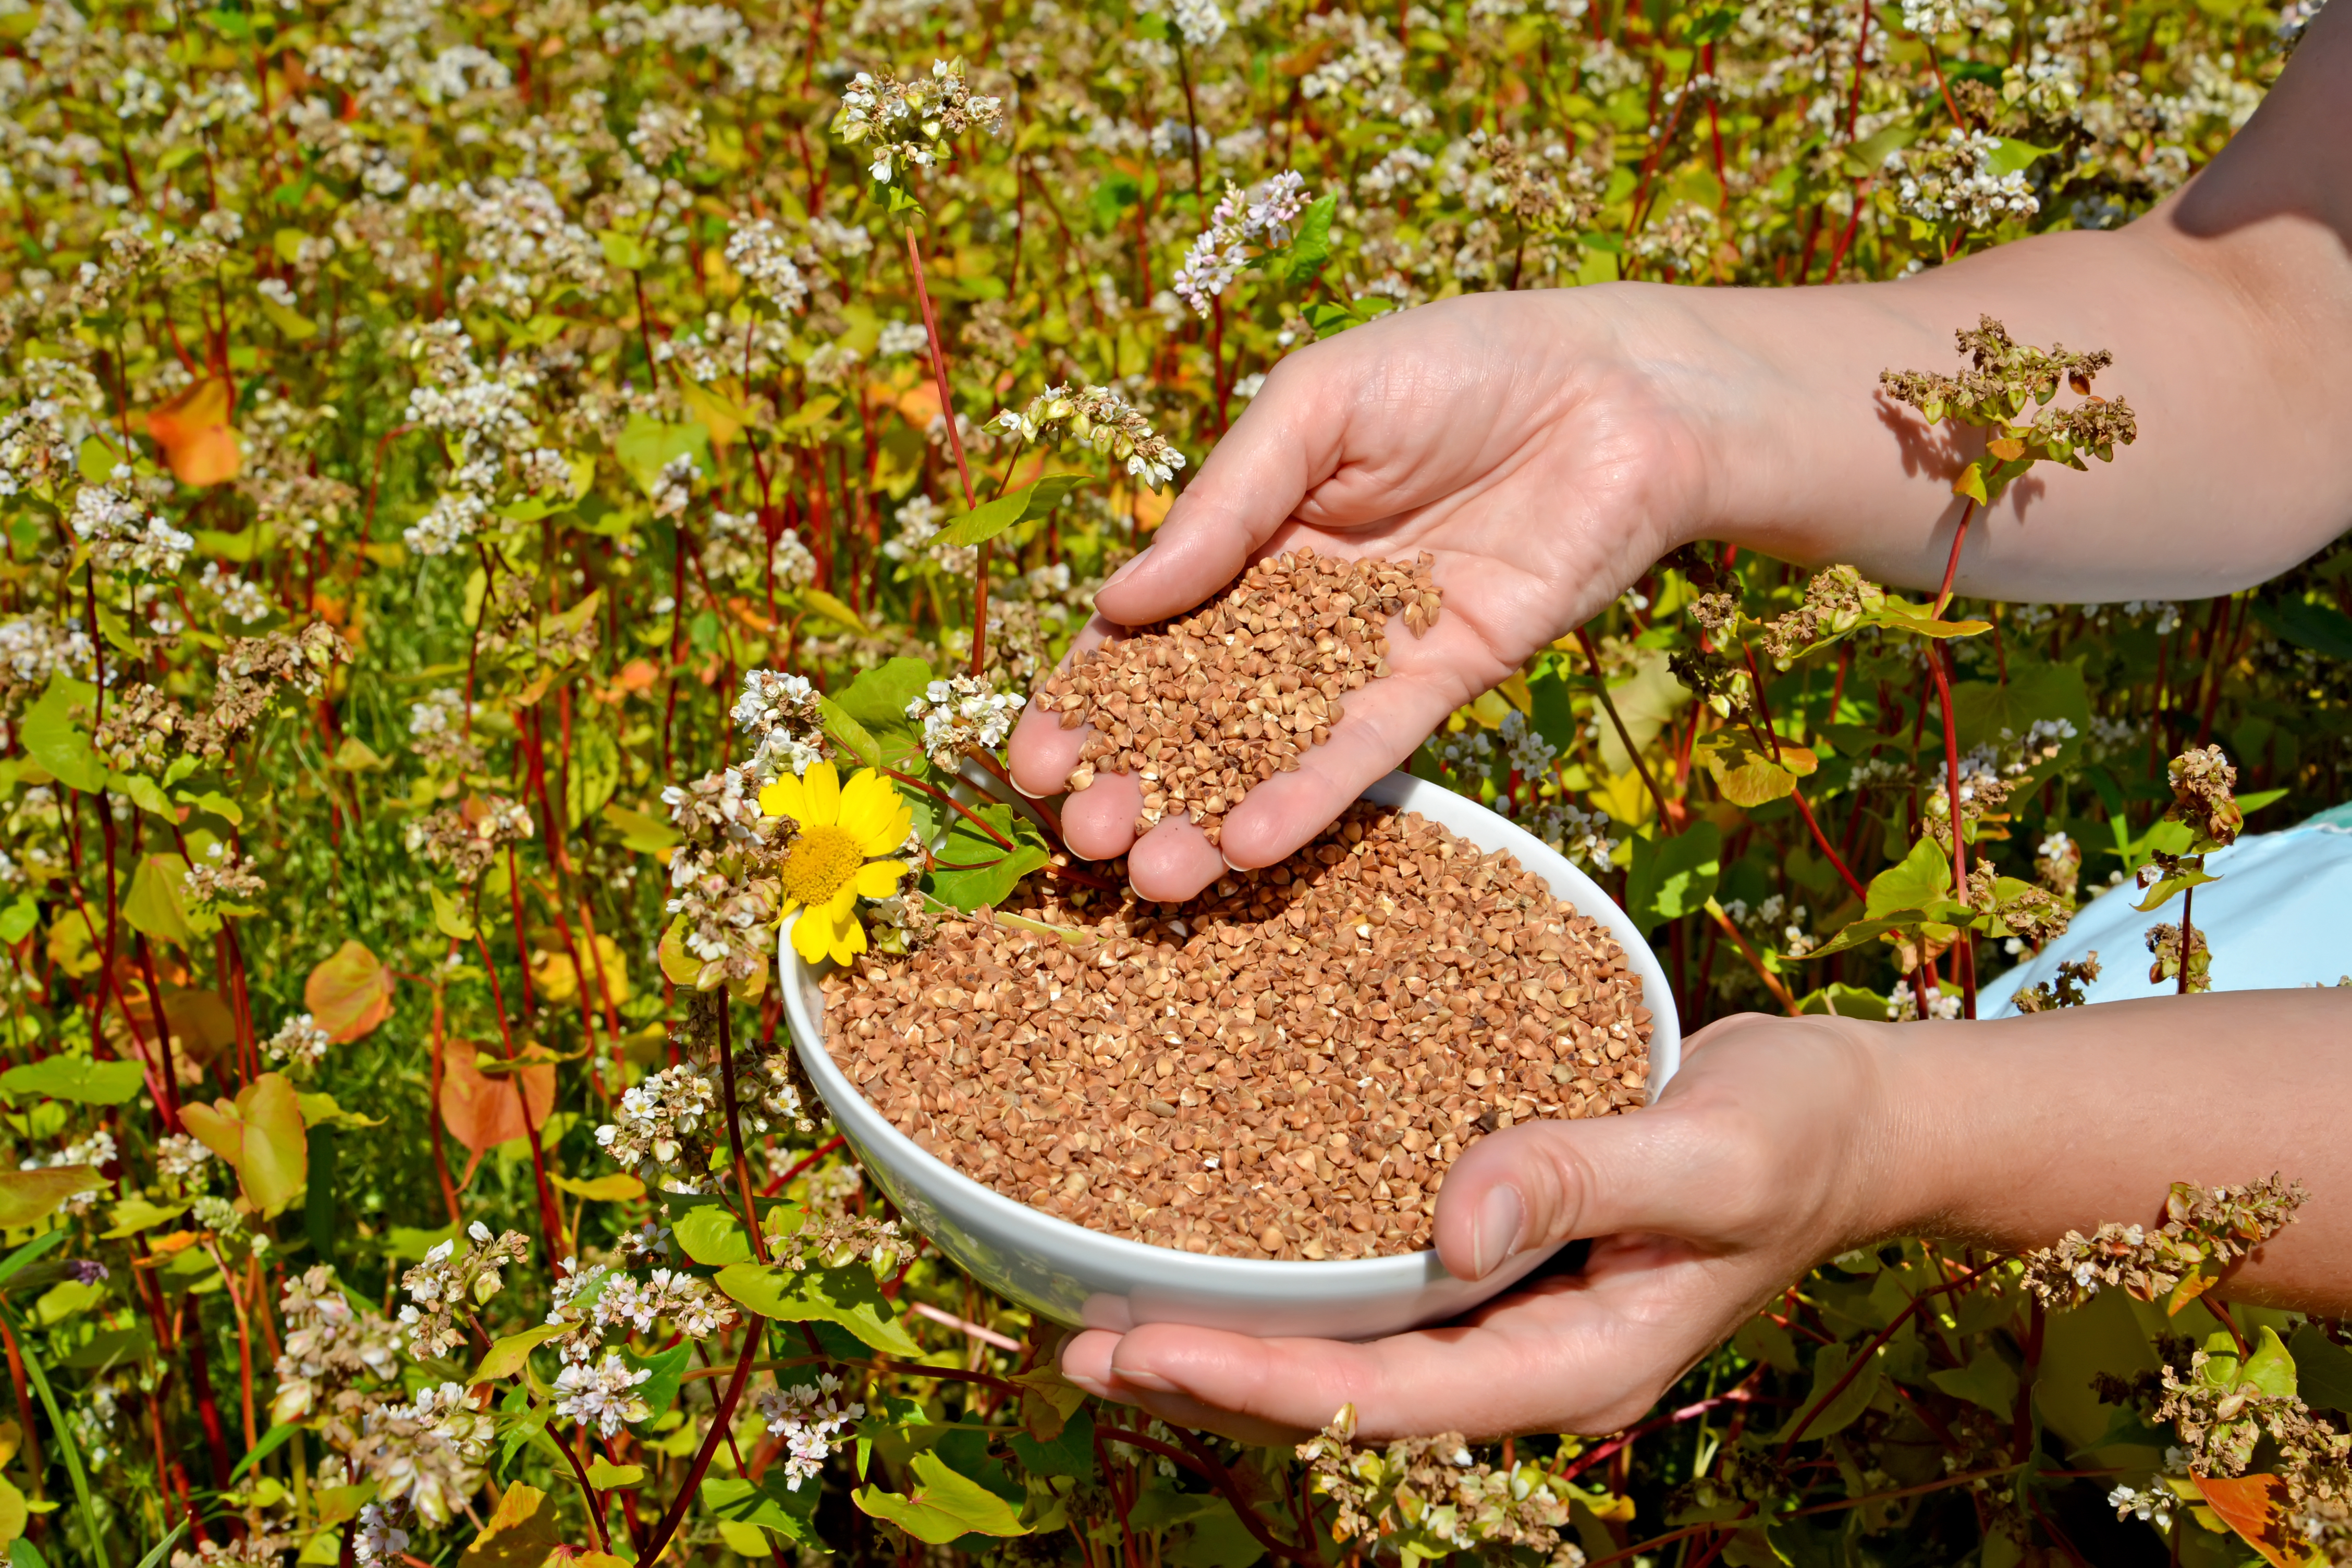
xmin=789 ymin=910 xmax=830 ymax=965
xmin=827 ymin=910 xmax=868 ymax=965
xmin=855 ymin=860 xmax=907 ymax=899
xmin=760 ymin=774 xmax=806 ymax=823
xmin=799 ymin=761 xmax=841 ymax=828
xmin=837 ymin=769 xmax=897 ymax=845
xmin=823 ymin=879 xmax=861 ymax=924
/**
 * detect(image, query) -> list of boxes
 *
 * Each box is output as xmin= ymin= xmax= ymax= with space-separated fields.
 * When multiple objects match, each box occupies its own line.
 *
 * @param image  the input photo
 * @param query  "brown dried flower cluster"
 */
xmin=2012 ymin=952 xmax=2100 ymax=1012
xmin=1038 ymin=549 xmax=1441 ymax=845
xmin=2167 ymin=742 xmax=2244 ymax=848
xmin=183 ymin=624 xmax=353 ymax=758
xmin=2016 ymin=1175 xmax=2305 ymax=1310
xmin=404 ymin=793 xmax=537 ymax=886
xmin=1297 ymin=1405 xmax=1589 ymax=1566
xmin=824 ymin=804 xmax=1649 ymax=1260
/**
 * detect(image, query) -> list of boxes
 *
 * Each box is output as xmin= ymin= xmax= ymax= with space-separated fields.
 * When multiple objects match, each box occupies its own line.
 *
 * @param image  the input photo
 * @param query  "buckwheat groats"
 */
xmin=820 ymin=803 xmax=1651 ymax=1261
xmin=1036 ymin=548 xmax=1443 ymax=847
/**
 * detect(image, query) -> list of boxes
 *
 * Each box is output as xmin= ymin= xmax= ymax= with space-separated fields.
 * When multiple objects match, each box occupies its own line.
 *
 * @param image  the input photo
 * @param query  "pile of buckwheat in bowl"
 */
xmin=819 ymin=802 xmax=1653 ymax=1262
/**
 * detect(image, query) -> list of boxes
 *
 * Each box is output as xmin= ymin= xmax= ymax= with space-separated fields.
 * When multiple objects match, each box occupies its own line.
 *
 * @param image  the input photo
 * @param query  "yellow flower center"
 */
xmin=781 ymin=823 xmax=866 ymax=907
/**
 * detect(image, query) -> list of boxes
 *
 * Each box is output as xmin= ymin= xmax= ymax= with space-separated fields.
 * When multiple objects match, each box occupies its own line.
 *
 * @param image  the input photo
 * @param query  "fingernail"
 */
xmin=1468 ymin=1184 xmax=1526 ymax=1280
xmin=1108 ymin=1363 xmax=1177 ymax=1394
xmin=1102 ymin=546 xmax=1153 ymax=591
xmin=1062 ymin=1370 xmax=1113 ymax=1399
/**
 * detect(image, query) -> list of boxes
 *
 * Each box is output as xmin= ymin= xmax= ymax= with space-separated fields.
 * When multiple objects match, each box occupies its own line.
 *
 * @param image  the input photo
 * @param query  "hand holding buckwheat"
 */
xmin=1042 ymin=4 xmax=2352 ymax=1441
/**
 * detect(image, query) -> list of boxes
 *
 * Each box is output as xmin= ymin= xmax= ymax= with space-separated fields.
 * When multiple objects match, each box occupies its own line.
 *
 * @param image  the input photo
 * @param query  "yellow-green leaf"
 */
xmin=0 ymin=1167 xmax=104 ymax=1228
xmin=855 ymin=1451 xmax=1031 ymax=1544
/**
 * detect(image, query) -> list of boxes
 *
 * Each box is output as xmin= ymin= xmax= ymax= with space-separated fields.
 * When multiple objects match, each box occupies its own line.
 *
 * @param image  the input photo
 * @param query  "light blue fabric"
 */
xmin=1979 ymin=811 xmax=2352 ymax=1014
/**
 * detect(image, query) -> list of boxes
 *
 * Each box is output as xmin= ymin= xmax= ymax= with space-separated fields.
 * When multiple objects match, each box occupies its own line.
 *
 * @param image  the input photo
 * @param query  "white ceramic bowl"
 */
xmin=780 ymin=771 xmax=1680 ymax=1341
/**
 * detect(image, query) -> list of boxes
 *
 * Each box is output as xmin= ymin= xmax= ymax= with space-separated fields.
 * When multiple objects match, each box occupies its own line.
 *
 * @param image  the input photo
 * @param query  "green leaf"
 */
xmin=2133 ymin=858 xmax=2218 ymax=913
xmin=2290 ymin=1326 xmax=2352 ymax=1414
xmin=1009 ymin=1404 xmax=1096 ymax=1478
xmin=295 ymin=1092 xmax=384 ymax=1130
xmin=471 ymin=1322 xmax=571 ymax=1383
xmin=1928 ymin=1349 xmax=2019 ymax=1414
xmin=179 ymin=1072 xmax=309 ymax=1217
xmin=2243 ymin=1326 xmax=2297 ymax=1399
xmin=614 ymin=413 xmax=710 ymax=496
xmin=715 ymin=1261 xmax=923 ymax=1355
xmin=110 ymin=771 xmax=176 ymax=818
xmin=854 ymin=1451 xmax=1031 ymax=1544
xmin=0 ymin=1056 xmax=146 ymax=1106
xmin=701 ymin=1473 xmax=821 ymax=1547
xmin=1842 ymin=120 xmax=1919 ymax=177
xmin=1260 ymin=192 xmax=1337 ymax=286
xmin=935 ymin=472 xmax=1089 ymax=550
xmin=597 ymin=228 xmax=651 ymax=270
xmin=672 ymin=1204 xmax=756 ymax=1267
xmin=623 ymin=1342 xmax=691 ymax=1414
xmin=0 ymin=898 xmax=34 ymax=945
xmin=564 ymin=719 xmax=621 ymax=826
xmin=819 ymin=697 xmax=883 ymax=770
xmin=430 ymin=886 xmax=477 ymax=941
xmin=599 ymin=802 xmax=681 ymax=854
xmin=125 ymin=853 xmax=202 ymax=945
xmin=2257 ymin=595 xmax=2352 ymax=664
xmin=1626 ymin=823 xmax=1721 ymax=933
xmin=1981 ymin=136 xmax=2053 ymax=177
xmin=832 ymin=658 xmax=938 ymax=775
xmin=1866 ymin=836 xmax=1953 ymax=921
xmin=229 ymin=1422 xmax=302 ymax=1482
xmin=585 ymin=1459 xmax=644 ymax=1489
xmin=1945 ymin=659 xmax=2090 ymax=781
xmin=19 ymin=679 xmax=104 ymax=794
xmin=547 ymin=1172 xmax=644 ymax=1202
xmin=800 ymin=588 xmax=867 ymax=633
xmin=927 ymin=844 xmax=1049 ymax=912
xmin=0 ymin=1169 xmax=105 ymax=1228
xmin=101 ymin=1197 xmax=190 ymax=1239
xmin=1795 ymin=983 xmax=1892 ymax=1019
xmin=1779 ymin=1342 xmax=1883 ymax=1442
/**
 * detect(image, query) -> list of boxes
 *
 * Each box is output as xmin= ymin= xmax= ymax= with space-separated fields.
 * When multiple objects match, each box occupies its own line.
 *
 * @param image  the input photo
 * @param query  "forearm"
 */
xmin=1849 ymin=992 xmax=2352 ymax=1314
xmin=1647 ymin=4 xmax=2352 ymax=601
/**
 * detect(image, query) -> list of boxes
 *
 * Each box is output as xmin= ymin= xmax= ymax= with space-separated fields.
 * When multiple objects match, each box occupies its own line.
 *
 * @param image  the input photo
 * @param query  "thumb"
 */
xmin=1092 ymin=353 xmax=1343 ymax=628
xmin=1434 ymin=1107 xmax=1751 ymax=1281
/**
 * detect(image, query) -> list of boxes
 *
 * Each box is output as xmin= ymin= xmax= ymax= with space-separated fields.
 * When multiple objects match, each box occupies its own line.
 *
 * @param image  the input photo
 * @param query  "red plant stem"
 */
xmin=424 ymin=970 xmax=464 ymax=1226
xmin=1577 ymin=628 xmax=1682 ymax=832
xmin=714 ymin=1001 xmax=773 ymax=1265
xmin=553 ymin=1427 xmax=613 ymax=1554
xmin=639 ymin=1321 xmax=765 ymax=1565
xmin=0 ymin=1317 xmax=44 ymax=1506
xmin=762 ymin=1134 xmax=846 ymax=1196
xmin=1779 ymin=1259 xmax=1996 ymax=1457
xmin=2177 ymin=883 xmax=2196 ymax=996
xmin=1559 ymin=1385 xmax=1760 ymax=1480
xmin=1931 ymin=499 xmax=1977 ymax=620
xmin=471 ymin=931 xmax=567 ymax=1253
xmin=1705 ymin=904 xmax=1800 ymax=1015
xmin=1792 ymin=787 xmax=1870 ymax=902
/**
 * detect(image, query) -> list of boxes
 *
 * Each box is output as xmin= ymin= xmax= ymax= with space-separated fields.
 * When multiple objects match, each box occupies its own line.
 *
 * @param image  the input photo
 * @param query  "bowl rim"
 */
xmin=781 ymin=769 xmax=1681 ymax=1285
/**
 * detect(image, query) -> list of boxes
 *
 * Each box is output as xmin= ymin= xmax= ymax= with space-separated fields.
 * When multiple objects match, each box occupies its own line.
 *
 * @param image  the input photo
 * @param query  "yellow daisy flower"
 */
xmin=761 ymin=760 xmax=914 ymax=966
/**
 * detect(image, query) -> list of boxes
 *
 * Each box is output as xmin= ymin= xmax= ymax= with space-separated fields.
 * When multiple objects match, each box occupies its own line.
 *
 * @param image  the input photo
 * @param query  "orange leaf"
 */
xmin=1986 ymin=435 xmax=2026 ymax=461
xmin=2192 ymin=1474 xmax=2316 ymax=1567
xmin=145 ymin=378 xmax=242 ymax=487
xmin=438 ymin=1040 xmax=557 ymax=1156
xmin=304 ymin=940 xmax=394 ymax=1043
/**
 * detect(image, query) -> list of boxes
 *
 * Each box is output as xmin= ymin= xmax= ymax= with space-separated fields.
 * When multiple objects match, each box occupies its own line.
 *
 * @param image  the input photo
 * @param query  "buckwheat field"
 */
xmin=0 ymin=0 xmax=2347 ymax=1557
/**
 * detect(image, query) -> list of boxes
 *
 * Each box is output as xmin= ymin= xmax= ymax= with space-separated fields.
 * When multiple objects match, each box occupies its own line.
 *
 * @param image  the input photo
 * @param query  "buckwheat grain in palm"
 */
xmin=1039 ymin=548 xmax=1444 ymax=846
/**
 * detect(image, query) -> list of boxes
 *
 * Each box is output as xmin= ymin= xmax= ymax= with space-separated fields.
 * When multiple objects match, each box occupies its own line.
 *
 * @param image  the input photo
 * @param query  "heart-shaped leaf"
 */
xmin=305 ymin=940 xmax=394 ymax=1043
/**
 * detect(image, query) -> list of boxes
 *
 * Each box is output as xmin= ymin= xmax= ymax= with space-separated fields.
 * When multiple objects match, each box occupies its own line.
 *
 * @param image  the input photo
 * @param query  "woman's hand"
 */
xmin=1057 ymin=1012 xmax=1913 ymax=1443
xmin=1005 ymin=287 xmax=1746 ymax=903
